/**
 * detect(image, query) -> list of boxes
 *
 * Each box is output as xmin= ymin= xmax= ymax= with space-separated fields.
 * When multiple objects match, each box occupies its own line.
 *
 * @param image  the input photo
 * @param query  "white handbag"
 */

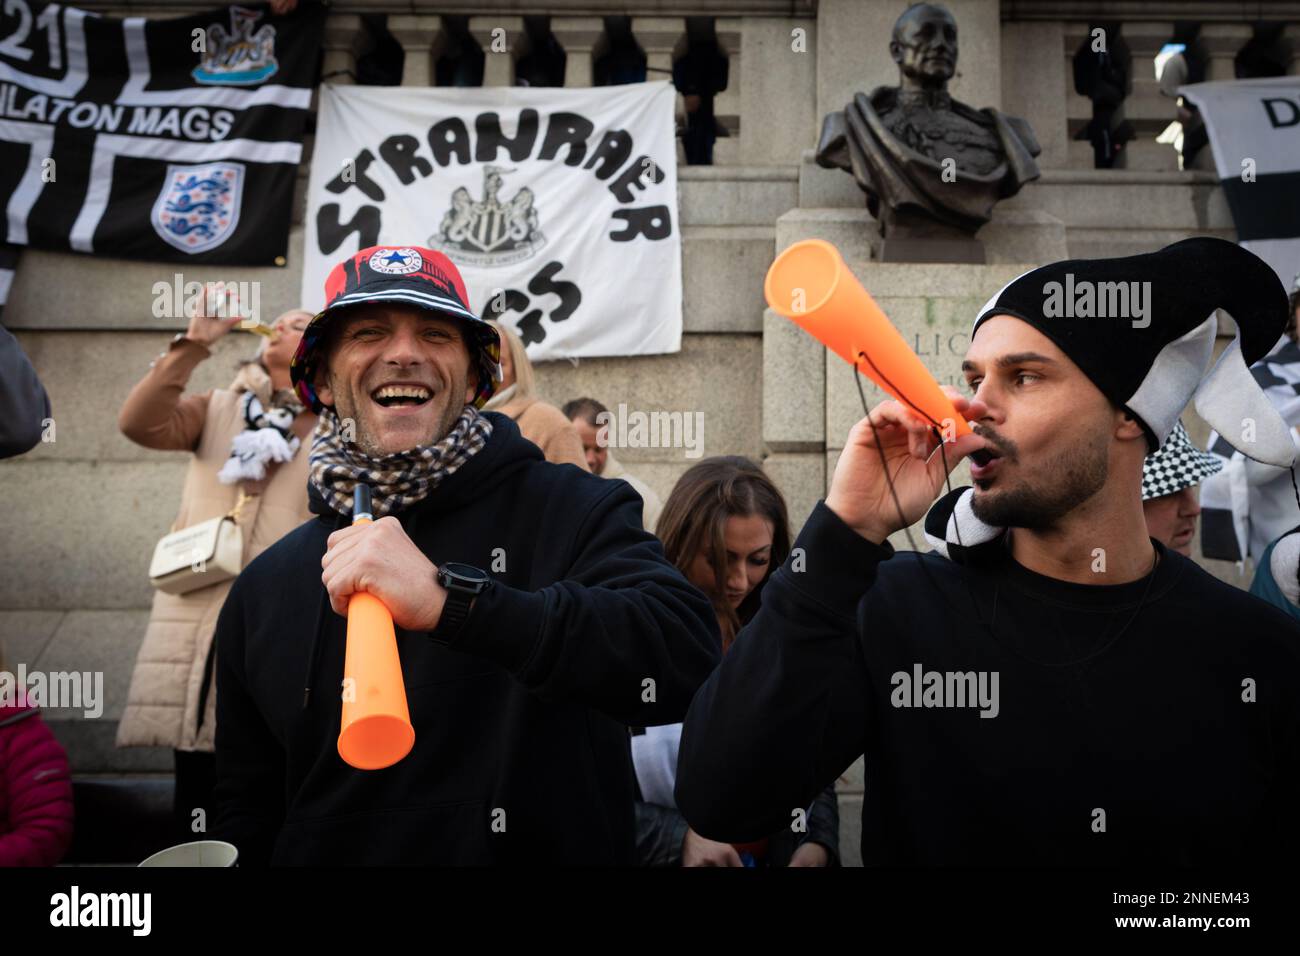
xmin=148 ymin=493 xmax=250 ymax=595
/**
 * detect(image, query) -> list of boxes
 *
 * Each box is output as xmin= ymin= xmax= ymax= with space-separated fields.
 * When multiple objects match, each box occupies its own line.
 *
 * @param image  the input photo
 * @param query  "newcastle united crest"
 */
xmin=431 ymin=165 xmax=547 ymax=267
xmin=192 ymin=6 xmax=279 ymax=86
xmin=152 ymin=162 xmax=244 ymax=254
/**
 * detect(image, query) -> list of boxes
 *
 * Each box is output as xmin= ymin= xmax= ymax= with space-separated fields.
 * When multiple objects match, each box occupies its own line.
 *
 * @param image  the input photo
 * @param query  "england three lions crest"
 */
xmin=192 ymin=6 xmax=279 ymax=86
xmin=431 ymin=165 xmax=547 ymax=268
xmin=152 ymin=163 xmax=244 ymax=254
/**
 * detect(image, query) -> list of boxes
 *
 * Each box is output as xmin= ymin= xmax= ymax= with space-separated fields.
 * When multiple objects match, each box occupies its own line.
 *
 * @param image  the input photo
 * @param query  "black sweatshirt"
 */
xmin=211 ymin=412 xmax=721 ymax=865
xmin=676 ymin=500 xmax=1300 ymax=865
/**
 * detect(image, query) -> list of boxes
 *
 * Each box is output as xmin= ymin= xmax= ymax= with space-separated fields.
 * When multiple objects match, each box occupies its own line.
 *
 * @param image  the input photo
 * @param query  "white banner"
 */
xmin=303 ymin=81 xmax=682 ymax=360
xmin=1180 ymin=76 xmax=1300 ymax=288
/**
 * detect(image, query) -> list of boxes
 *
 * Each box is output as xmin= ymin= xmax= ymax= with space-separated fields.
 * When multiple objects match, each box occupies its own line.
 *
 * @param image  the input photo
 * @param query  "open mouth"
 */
xmin=969 ymin=445 xmax=1004 ymax=481
xmin=371 ymin=384 xmax=432 ymax=409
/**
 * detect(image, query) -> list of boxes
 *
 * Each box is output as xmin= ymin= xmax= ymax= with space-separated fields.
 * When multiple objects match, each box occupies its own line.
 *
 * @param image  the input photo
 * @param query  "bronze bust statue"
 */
xmin=816 ymin=3 xmax=1041 ymax=248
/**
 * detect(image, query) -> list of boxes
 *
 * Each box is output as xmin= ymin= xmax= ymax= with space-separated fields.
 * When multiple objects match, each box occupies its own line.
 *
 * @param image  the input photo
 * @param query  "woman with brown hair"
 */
xmin=633 ymin=456 xmax=840 ymax=866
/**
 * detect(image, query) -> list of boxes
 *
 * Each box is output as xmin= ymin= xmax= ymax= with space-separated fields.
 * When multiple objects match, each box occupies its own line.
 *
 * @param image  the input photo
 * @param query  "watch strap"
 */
xmin=430 ymin=565 xmax=486 ymax=645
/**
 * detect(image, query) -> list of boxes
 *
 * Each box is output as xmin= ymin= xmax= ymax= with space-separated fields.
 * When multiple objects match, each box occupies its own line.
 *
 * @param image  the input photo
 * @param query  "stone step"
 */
xmin=1066 ymin=137 xmax=1182 ymax=172
xmin=46 ymin=719 xmax=173 ymax=774
xmin=677 ymin=165 xmax=798 ymax=227
xmin=1003 ymin=168 xmax=1230 ymax=232
xmin=1065 ymin=226 xmax=1236 ymax=259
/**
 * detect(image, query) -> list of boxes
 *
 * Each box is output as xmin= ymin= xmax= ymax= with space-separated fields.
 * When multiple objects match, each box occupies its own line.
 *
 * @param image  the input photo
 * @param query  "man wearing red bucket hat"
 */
xmin=210 ymin=245 xmax=720 ymax=865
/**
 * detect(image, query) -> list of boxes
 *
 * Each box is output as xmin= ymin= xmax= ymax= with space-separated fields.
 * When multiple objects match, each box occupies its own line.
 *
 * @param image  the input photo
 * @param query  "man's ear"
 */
xmin=1116 ymin=409 xmax=1148 ymax=444
xmin=314 ymin=365 xmax=333 ymax=408
xmin=889 ymin=40 xmax=903 ymax=64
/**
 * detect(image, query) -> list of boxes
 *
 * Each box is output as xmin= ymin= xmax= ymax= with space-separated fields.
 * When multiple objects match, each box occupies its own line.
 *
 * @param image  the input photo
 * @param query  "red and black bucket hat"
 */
xmin=290 ymin=245 xmax=502 ymax=412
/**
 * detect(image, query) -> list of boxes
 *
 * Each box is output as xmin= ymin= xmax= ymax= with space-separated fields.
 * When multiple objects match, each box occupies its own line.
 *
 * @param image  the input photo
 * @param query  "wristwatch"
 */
xmin=430 ymin=562 xmax=492 ymax=645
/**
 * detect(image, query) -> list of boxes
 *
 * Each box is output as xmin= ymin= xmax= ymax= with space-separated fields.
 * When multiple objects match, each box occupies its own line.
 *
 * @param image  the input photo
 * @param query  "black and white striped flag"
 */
xmin=1180 ymin=77 xmax=1300 ymax=288
xmin=0 ymin=1 xmax=322 ymax=265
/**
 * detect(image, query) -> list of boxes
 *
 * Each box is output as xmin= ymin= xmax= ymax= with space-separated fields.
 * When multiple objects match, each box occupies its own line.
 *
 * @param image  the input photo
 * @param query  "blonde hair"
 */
xmin=487 ymin=320 xmax=535 ymax=402
xmin=250 ymin=308 xmax=314 ymax=364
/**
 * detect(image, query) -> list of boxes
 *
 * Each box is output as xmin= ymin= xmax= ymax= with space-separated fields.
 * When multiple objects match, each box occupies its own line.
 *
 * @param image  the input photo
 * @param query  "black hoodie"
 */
xmin=211 ymin=412 xmax=721 ymax=865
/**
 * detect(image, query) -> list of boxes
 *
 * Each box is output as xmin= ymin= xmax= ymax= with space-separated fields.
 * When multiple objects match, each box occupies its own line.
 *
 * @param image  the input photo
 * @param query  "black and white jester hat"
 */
xmin=925 ymin=237 xmax=1295 ymax=562
xmin=974 ymin=237 xmax=1294 ymax=465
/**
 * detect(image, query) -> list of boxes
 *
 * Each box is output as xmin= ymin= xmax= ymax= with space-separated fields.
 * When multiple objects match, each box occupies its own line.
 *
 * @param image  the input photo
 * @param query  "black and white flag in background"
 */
xmin=1180 ymin=77 xmax=1300 ymax=562
xmin=0 ymin=1 xmax=322 ymax=265
xmin=304 ymin=81 xmax=682 ymax=360
xmin=1180 ymin=76 xmax=1300 ymax=289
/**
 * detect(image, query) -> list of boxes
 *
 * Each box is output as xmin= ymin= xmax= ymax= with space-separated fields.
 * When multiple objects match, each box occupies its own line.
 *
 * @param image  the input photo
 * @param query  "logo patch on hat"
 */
xmin=368 ymin=247 xmax=423 ymax=275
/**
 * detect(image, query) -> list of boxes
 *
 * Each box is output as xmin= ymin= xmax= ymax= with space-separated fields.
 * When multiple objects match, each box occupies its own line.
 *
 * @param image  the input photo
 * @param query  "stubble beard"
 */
xmin=332 ymin=381 xmax=467 ymax=459
xmin=970 ymin=430 xmax=1110 ymax=531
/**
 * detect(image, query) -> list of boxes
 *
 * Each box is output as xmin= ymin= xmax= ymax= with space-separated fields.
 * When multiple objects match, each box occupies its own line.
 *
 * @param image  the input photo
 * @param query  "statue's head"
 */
xmin=890 ymin=3 xmax=958 ymax=89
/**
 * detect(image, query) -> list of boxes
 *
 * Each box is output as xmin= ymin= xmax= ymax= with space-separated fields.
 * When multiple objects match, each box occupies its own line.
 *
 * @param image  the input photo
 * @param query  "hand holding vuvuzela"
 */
xmin=329 ymin=485 xmax=415 ymax=770
xmin=825 ymin=389 xmax=987 ymax=545
xmin=762 ymin=239 xmax=988 ymax=544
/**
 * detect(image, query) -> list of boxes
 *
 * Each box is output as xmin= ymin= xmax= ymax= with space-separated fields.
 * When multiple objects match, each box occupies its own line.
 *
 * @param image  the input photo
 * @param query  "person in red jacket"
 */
xmin=0 ymin=648 xmax=75 ymax=866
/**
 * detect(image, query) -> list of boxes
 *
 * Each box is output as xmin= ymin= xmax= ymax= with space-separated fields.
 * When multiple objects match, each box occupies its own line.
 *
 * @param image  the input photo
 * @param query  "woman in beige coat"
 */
xmin=116 ymin=286 xmax=316 ymax=841
xmin=483 ymin=320 xmax=588 ymax=470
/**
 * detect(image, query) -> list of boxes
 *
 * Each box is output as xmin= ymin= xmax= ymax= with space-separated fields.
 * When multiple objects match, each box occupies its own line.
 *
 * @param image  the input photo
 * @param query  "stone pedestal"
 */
xmin=878 ymin=231 xmax=977 ymax=264
xmin=976 ymin=208 xmax=1068 ymax=263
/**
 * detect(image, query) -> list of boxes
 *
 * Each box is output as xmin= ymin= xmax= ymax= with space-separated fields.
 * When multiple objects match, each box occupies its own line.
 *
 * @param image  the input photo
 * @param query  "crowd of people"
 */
xmin=1 ymin=237 xmax=1299 ymax=867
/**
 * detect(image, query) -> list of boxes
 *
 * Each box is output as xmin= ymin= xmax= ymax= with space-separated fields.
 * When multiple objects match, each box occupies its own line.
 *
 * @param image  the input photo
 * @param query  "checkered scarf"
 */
xmin=308 ymin=404 xmax=493 ymax=518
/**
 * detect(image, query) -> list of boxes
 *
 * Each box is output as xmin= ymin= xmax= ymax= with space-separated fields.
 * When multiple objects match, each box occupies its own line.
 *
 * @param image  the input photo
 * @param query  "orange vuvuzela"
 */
xmin=764 ymin=239 xmax=971 ymax=439
xmin=337 ymin=484 xmax=415 ymax=770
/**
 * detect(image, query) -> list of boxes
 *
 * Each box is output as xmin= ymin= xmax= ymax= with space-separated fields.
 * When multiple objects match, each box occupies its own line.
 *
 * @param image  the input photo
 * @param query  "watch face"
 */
xmin=441 ymin=562 xmax=489 ymax=589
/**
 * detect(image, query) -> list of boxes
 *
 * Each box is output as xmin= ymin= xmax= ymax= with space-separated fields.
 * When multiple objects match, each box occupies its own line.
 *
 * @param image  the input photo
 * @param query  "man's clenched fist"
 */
xmin=321 ymin=516 xmax=447 ymax=631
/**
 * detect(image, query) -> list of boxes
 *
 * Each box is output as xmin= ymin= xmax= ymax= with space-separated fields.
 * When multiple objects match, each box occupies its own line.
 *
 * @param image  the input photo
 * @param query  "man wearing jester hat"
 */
xmin=678 ymin=237 xmax=1300 ymax=865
